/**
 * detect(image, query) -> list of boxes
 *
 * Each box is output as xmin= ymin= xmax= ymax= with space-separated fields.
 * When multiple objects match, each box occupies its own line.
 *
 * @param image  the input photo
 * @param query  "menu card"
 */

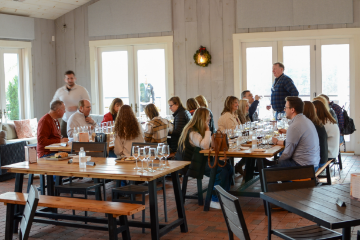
xmin=350 ymin=173 xmax=360 ymax=200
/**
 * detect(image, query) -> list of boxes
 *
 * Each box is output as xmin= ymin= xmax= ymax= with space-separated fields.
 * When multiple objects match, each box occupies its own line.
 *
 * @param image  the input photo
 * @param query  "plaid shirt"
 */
xmin=330 ymin=101 xmax=344 ymax=133
xmin=271 ymin=74 xmax=299 ymax=112
xmin=144 ymin=117 xmax=173 ymax=143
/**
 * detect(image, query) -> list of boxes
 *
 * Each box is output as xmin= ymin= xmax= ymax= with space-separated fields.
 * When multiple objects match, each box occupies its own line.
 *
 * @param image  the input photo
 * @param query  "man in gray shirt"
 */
xmin=272 ymin=97 xmax=320 ymax=168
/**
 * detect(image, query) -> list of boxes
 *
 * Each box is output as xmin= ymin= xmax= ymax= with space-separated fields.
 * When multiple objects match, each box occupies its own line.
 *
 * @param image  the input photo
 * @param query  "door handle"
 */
xmin=131 ymin=103 xmax=133 ymax=109
xmin=3 ymin=109 xmax=6 ymax=119
xmin=135 ymin=103 xmax=138 ymax=113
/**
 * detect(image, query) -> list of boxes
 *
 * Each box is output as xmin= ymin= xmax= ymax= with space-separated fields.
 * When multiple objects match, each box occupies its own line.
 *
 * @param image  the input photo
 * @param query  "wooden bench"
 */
xmin=315 ymin=159 xmax=334 ymax=185
xmin=0 ymin=192 xmax=145 ymax=240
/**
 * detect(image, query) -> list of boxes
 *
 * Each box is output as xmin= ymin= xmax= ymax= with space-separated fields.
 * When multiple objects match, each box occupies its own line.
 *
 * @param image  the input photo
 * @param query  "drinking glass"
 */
xmin=132 ymin=146 xmax=140 ymax=170
xmin=162 ymin=145 xmax=170 ymax=168
xmin=148 ymin=148 xmax=156 ymax=172
xmin=144 ymin=146 xmax=151 ymax=170
xmin=157 ymin=145 xmax=164 ymax=170
xmin=138 ymin=148 xmax=147 ymax=172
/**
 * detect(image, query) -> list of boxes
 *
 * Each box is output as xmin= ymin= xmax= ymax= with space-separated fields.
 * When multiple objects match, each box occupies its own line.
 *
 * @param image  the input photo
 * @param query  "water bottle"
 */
xmin=79 ymin=147 xmax=86 ymax=169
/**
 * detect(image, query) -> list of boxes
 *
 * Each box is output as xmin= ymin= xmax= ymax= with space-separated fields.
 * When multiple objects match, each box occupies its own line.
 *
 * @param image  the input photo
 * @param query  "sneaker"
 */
xmin=210 ymin=201 xmax=221 ymax=209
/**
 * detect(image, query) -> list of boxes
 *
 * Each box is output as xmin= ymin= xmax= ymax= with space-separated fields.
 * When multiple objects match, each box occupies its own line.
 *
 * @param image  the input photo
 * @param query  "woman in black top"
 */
xmin=303 ymin=101 xmax=328 ymax=170
xmin=168 ymin=96 xmax=191 ymax=152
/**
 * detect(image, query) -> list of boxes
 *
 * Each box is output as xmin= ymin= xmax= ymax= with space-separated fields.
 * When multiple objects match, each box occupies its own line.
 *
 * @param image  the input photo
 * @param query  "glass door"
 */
xmin=0 ymin=48 xmax=21 ymax=122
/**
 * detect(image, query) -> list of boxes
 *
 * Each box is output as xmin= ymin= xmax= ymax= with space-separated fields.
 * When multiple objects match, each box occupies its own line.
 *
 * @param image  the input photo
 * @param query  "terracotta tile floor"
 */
xmin=0 ymin=154 xmax=359 ymax=239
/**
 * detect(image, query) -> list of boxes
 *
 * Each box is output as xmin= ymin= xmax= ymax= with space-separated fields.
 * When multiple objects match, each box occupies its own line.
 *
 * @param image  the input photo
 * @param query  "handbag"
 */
xmin=208 ymin=130 xmax=229 ymax=168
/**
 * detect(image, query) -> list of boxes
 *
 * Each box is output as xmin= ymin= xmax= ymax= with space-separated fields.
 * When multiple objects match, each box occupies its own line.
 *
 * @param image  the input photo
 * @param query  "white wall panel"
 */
xmin=0 ymin=14 xmax=35 ymax=40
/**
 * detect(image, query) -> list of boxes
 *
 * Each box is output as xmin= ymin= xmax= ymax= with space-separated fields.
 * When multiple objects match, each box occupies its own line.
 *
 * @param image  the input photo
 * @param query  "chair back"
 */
xmin=71 ymin=142 xmax=107 ymax=157
xmin=130 ymin=142 xmax=158 ymax=155
xmin=215 ymin=185 xmax=251 ymax=240
xmin=262 ymin=165 xmax=316 ymax=192
xmin=19 ymin=185 xmax=39 ymax=240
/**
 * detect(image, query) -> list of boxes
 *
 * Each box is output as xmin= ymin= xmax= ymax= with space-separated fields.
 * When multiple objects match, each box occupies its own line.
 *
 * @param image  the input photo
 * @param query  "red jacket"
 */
xmin=102 ymin=112 xmax=114 ymax=124
xmin=37 ymin=113 xmax=61 ymax=158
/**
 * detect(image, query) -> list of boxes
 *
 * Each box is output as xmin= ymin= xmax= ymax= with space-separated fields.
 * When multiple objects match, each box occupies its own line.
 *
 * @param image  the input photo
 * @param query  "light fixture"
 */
xmin=193 ymin=46 xmax=211 ymax=67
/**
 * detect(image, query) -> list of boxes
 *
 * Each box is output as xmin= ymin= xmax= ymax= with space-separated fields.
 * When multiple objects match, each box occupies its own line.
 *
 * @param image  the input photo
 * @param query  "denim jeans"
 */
xmin=272 ymin=159 xmax=301 ymax=168
xmin=340 ymin=135 xmax=344 ymax=145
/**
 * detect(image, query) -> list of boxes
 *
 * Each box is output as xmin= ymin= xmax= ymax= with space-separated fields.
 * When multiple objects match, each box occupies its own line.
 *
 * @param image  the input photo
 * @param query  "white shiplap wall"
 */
xmin=54 ymin=0 xmax=360 ymax=125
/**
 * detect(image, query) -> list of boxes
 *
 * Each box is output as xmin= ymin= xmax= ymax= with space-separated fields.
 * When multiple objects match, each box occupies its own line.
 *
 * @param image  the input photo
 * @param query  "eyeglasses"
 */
xmin=169 ymin=104 xmax=174 ymax=108
xmin=284 ymin=106 xmax=291 ymax=110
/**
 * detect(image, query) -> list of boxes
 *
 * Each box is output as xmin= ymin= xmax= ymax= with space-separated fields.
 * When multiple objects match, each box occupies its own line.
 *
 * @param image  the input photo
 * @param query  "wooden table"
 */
xmin=261 ymin=184 xmax=358 ymax=240
xmin=2 ymin=158 xmax=190 ymax=240
xmin=45 ymin=142 xmax=114 ymax=152
xmin=200 ymin=145 xmax=284 ymax=211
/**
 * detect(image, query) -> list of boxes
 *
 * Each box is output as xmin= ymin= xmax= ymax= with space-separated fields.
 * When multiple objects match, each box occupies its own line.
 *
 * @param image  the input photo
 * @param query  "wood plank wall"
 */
xmin=54 ymin=0 xmax=360 ymax=125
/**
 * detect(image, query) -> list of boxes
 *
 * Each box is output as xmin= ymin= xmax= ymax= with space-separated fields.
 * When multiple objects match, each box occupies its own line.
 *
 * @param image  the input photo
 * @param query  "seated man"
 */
xmin=37 ymin=100 xmax=68 ymax=158
xmin=67 ymin=99 xmax=97 ymax=138
xmin=241 ymin=90 xmax=260 ymax=122
xmin=272 ymin=96 xmax=320 ymax=168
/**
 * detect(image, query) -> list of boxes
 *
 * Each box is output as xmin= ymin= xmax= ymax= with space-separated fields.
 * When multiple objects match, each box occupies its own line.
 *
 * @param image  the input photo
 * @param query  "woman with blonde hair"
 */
xmin=168 ymin=96 xmax=191 ymax=152
xmin=313 ymin=96 xmax=338 ymax=123
xmin=144 ymin=104 xmax=173 ymax=143
xmin=114 ymin=105 xmax=144 ymax=156
xmin=186 ymin=98 xmax=200 ymax=116
xmin=102 ymin=98 xmax=123 ymax=123
xmin=195 ymin=95 xmax=215 ymax=134
xmin=218 ymin=96 xmax=241 ymax=131
xmin=237 ymin=99 xmax=251 ymax=124
xmin=175 ymin=108 xmax=233 ymax=209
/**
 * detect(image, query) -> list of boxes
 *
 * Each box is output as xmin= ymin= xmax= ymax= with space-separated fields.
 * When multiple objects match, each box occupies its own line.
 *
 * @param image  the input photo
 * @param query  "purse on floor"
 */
xmin=208 ymin=130 xmax=229 ymax=168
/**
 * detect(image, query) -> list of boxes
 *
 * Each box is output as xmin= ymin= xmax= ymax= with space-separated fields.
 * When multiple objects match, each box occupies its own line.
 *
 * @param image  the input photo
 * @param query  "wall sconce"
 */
xmin=193 ymin=46 xmax=211 ymax=67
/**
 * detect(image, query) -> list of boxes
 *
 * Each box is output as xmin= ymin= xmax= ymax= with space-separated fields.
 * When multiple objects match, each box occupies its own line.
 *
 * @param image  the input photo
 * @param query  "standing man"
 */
xmin=140 ymin=75 xmax=155 ymax=112
xmin=67 ymin=100 xmax=97 ymax=138
xmin=267 ymin=62 xmax=299 ymax=120
xmin=241 ymin=90 xmax=260 ymax=122
xmin=52 ymin=70 xmax=90 ymax=138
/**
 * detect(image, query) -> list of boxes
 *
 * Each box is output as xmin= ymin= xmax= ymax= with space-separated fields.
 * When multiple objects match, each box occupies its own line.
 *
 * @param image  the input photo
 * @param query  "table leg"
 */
xmin=256 ymin=158 xmax=265 ymax=192
xmin=27 ymin=174 xmax=34 ymax=193
xmin=13 ymin=173 xmax=24 ymax=233
xmin=342 ymin=227 xmax=351 ymax=240
xmin=171 ymin=171 xmax=188 ymax=233
xmin=5 ymin=203 xmax=15 ymax=240
xmin=204 ymin=164 xmax=218 ymax=211
xmin=46 ymin=175 xmax=57 ymax=214
xmin=93 ymin=178 xmax=102 ymax=201
xmin=148 ymin=179 xmax=159 ymax=240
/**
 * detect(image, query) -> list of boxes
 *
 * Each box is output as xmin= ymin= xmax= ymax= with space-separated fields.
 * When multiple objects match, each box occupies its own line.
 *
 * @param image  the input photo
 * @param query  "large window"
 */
xmin=90 ymin=37 xmax=173 ymax=117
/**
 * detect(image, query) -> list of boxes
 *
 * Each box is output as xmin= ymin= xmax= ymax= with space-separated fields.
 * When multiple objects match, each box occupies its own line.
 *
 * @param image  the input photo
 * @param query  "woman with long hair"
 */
xmin=186 ymin=98 xmax=200 ymax=116
xmin=114 ymin=105 xmax=144 ymax=156
xmin=313 ymin=96 xmax=338 ymax=123
xmin=237 ymin=99 xmax=251 ymax=124
xmin=168 ymin=96 xmax=191 ymax=152
xmin=176 ymin=108 xmax=233 ymax=209
xmin=313 ymin=100 xmax=340 ymax=164
xmin=218 ymin=96 xmax=241 ymax=131
xmin=303 ymin=101 xmax=328 ymax=169
xmin=144 ymin=104 xmax=173 ymax=143
xmin=102 ymin=98 xmax=123 ymax=123
xmin=195 ymin=95 xmax=215 ymax=134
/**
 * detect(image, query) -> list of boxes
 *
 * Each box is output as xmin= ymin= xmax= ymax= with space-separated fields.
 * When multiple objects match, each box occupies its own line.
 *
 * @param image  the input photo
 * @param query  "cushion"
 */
xmin=0 ymin=131 xmax=6 ymax=145
xmin=13 ymin=119 xmax=33 ymax=139
xmin=2 ymin=122 xmax=17 ymax=140
xmin=29 ymin=118 xmax=38 ymax=137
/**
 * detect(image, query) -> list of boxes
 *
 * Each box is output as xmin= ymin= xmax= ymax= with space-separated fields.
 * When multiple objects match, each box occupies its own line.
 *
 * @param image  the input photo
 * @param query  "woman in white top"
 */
xmin=313 ymin=100 xmax=340 ymax=163
xmin=218 ymin=96 xmax=241 ymax=131
xmin=176 ymin=107 xmax=234 ymax=210
xmin=114 ymin=105 xmax=144 ymax=156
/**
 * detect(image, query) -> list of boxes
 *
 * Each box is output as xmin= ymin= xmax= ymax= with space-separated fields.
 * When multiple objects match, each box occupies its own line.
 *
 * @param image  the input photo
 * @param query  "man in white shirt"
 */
xmin=67 ymin=100 xmax=97 ymax=138
xmin=52 ymin=70 xmax=90 ymax=138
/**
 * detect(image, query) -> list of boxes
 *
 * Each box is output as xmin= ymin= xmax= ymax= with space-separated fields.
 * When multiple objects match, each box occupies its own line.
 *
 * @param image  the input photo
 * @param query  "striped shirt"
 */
xmin=144 ymin=117 xmax=173 ymax=143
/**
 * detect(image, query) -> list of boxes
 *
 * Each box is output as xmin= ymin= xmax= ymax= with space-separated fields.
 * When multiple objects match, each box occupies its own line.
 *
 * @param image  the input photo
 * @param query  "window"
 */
xmin=90 ymin=37 xmax=173 ymax=117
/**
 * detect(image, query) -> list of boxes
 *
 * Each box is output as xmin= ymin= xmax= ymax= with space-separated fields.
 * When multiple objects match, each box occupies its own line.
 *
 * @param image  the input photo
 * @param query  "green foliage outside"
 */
xmin=6 ymin=75 xmax=19 ymax=120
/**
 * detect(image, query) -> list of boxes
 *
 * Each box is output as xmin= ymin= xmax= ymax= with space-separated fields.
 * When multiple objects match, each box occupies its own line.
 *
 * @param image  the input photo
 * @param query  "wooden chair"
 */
xmin=181 ymin=168 xmax=207 ymax=206
xmin=214 ymin=185 xmax=251 ymax=240
xmin=19 ymin=185 xmax=39 ymax=240
xmin=262 ymin=166 xmax=342 ymax=240
xmin=315 ymin=159 xmax=334 ymax=185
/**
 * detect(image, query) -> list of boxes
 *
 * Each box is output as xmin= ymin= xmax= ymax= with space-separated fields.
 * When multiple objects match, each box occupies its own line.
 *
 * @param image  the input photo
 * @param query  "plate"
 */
xmin=115 ymin=156 xmax=136 ymax=163
xmin=43 ymin=156 xmax=72 ymax=161
xmin=240 ymin=146 xmax=250 ymax=150
xmin=252 ymin=149 xmax=266 ymax=152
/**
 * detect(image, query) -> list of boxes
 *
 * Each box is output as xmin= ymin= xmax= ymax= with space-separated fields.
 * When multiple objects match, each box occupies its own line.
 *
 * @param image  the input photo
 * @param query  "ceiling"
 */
xmin=0 ymin=0 xmax=92 ymax=20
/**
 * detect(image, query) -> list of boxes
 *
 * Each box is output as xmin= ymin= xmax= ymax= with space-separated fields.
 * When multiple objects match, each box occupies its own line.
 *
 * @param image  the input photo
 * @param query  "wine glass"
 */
xmin=148 ymin=148 xmax=156 ymax=172
xmin=162 ymin=145 xmax=170 ymax=168
xmin=138 ymin=148 xmax=147 ymax=172
xmin=144 ymin=146 xmax=151 ymax=170
xmin=132 ymin=146 xmax=140 ymax=170
xmin=157 ymin=145 xmax=164 ymax=170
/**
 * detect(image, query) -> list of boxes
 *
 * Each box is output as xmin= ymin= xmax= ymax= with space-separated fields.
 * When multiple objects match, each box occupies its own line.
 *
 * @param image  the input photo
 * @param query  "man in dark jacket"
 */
xmin=140 ymin=75 xmax=155 ymax=112
xmin=241 ymin=90 xmax=260 ymax=122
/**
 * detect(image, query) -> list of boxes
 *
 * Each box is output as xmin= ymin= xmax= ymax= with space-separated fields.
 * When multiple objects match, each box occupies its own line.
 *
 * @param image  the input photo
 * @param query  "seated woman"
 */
xmin=186 ymin=98 xmax=200 ymax=116
xmin=313 ymin=100 xmax=339 ymax=167
xmin=168 ymin=96 xmax=192 ymax=153
xmin=144 ymin=104 xmax=173 ymax=143
xmin=313 ymin=96 xmax=338 ymax=124
xmin=102 ymin=98 xmax=123 ymax=123
xmin=175 ymin=107 xmax=233 ymax=209
xmin=114 ymin=105 xmax=144 ymax=157
xmin=195 ymin=95 xmax=215 ymax=134
xmin=237 ymin=99 xmax=251 ymax=124
xmin=218 ymin=96 xmax=241 ymax=131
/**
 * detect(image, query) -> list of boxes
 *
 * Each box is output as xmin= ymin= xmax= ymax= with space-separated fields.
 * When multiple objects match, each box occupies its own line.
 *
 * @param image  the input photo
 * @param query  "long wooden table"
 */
xmin=45 ymin=142 xmax=114 ymax=152
xmin=261 ymin=184 xmax=357 ymax=240
xmin=2 ymin=158 xmax=190 ymax=240
xmin=200 ymin=145 xmax=284 ymax=211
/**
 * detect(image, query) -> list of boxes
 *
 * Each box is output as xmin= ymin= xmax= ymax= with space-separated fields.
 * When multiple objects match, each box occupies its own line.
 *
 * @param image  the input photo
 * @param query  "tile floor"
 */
xmin=0 ymin=154 xmax=359 ymax=240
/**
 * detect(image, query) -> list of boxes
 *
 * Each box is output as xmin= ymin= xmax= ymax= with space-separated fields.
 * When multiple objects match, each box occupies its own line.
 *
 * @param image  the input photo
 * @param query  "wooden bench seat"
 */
xmin=0 ymin=192 xmax=145 ymax=240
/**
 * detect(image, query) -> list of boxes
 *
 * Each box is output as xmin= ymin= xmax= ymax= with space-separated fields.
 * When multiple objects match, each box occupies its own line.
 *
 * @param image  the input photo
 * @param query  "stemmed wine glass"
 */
xmin=132 ymin=146 xmax=140 ymax=170
xmin=144 ymin=146 xmax=151 ymax=171
xmin=157 ymin=145 xmax=164 ymax=170
xmin=138 ymin=148 xmax=147 ymax=172
xmin=162 ymin=145 xmax=170 ymax=168
xmin=148 ymin=148 xmax=157 ymax=172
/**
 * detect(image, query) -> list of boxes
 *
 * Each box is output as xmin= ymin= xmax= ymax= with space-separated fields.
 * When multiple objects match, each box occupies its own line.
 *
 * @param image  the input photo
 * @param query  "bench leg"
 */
xmin=5 ymin=203 xmax=15 ymax=240
xmin=108 ymin=214 xmax=118 ymax=240
xmin=326 ymin=164 xmax=332 ymax=185
xmin=119 ymin=215 xmax=131 ymax=240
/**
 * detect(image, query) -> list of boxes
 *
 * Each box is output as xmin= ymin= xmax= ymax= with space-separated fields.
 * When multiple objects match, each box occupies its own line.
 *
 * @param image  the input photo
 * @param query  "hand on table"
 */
xmin=60 ymin=138 xmax=69 ymax=143
xmin=272 ymin=137 xmax=278 ymax=145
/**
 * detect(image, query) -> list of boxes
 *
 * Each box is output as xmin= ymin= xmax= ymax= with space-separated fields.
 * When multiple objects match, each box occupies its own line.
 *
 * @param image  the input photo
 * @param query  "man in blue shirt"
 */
xmin=267 ymin=62 xmax=299 ymax=120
